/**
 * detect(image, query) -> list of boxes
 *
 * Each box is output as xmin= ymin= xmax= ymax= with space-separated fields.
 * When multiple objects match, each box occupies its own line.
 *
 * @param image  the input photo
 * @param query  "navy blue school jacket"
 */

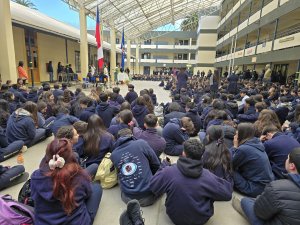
xmin=125 ymin=91 xmax=138 ymax=104
xmin=79 ymin=106 xmax=96 ymax=122
xmin=132 ymin=105 xmax=149 ymax=129
xmin=96 ymin=102 xmax=119 ymax=128
xmin=50 ymin=113 xmax=79 ymax=135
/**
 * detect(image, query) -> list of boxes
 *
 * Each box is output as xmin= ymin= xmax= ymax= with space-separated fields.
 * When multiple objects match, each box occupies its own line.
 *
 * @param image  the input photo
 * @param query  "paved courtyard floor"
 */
xmin=0 ymin=81 xmax=249 ymax=225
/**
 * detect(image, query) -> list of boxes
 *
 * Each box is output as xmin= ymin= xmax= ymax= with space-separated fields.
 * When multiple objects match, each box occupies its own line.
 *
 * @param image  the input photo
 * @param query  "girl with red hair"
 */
xmin=31 ymin=138 xmax=102 ymax=225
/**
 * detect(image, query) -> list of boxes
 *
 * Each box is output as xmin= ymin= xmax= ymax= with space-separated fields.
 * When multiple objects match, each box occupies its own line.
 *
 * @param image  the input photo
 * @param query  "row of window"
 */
xmin=141 ymin=53 xmax=196 ymax=60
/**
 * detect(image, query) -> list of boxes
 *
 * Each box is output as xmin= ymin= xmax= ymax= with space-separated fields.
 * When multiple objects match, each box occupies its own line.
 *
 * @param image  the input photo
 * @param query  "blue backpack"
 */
xmin=0 ymin=195 xmax=34 ymax=225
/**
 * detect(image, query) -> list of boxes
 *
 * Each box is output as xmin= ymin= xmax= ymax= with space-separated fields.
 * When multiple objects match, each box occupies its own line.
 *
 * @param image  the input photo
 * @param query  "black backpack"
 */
xmin=18 ymin=179 xmax=34 ymax=207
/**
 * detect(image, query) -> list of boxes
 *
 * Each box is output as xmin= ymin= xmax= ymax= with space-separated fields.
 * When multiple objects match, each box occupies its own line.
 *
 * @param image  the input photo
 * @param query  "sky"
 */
xmin=23 ymin=0 xmax=181 ymax=32
xmin=30 ymin=0 xmax=96 ymax=30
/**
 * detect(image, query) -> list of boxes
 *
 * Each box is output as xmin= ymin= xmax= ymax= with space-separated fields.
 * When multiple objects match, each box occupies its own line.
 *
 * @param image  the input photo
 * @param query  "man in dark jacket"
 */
xmin=113 ymin=87 xmax=125 ymax=105
xmin=163 ymin=117 xmax=194 ymax=156
xmin=96 ymin=92 xmax=119 ymax=128
xmin=227 ymin=71 xmax=239 ymax=94
xmin=150 ymin=139 xmax=232 ymax=225
xmin=185 ymin=102 xmax=202 ymax=137
xmin=125 ymin=84 xmax=138 ymax=104
xmin=53 ymin=84 xmax=64 ymax=102
xmin=50 ymin=106 xmax=79 ymax=135
xmin=261 ymin=125 xmax=300 ymax=179
xmin=79 ymin=97 xmax=96 ymax=122
xmin=236 ymin=97 xmax=258 ymax=123
xmin=163 ymin=102 xmax=186 ymax=127
xmin=111 ymin=128 xmax=160 ymax=207
xmin=176 ymin=68 xmax=188 ymax=90
xmin=133 ymin=114 xmax=166 ymax=158
xmin=241 ymin=147 xmax=300 ymax=225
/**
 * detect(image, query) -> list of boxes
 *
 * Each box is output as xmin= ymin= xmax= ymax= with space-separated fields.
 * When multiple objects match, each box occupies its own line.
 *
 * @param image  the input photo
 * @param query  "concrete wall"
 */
xmin=37 ymin=33 xmax=66 ymax=81
xmin=13 ymin=26 xmax=27 ymax=70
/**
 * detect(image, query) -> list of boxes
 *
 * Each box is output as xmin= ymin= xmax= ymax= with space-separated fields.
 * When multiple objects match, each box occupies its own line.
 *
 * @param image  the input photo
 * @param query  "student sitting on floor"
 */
xmin=231 ymin=123 xmax=274 ymax=197
xmin=240 ymin=147 xmax=300 ymax=225
xmin=260 ymin=124 xmax=300 ymax=179
xmin=150 ymin=139 xmax=233 ymax=225
xmin=111 ymin=128 xmax=160 ymax=207
xmin=50 ymin=105 xmax=79 ymax=135
xmin=6 ymin=101 xmax=47 ymax=147
xmin=203 ymin=125 xmax=233 ymax=183
xmin=163 ymin=117 xmax=194 ymax=156
xmin=31 ymin=138 xmax=102 ymax=225
xmin=74 ymin=115 xmax=114 ymax=166
xmin=96 ymin=92 xmax=119 ymax=128
xmin=133 ymin=114 xmax=166 ymax=159
xmin=108 ymin=109 xmax=134 ymax=139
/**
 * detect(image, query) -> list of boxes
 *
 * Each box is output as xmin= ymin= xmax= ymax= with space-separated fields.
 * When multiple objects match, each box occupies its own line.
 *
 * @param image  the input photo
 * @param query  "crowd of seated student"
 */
xmin=1 ymin=70 xmax=300 ymax=225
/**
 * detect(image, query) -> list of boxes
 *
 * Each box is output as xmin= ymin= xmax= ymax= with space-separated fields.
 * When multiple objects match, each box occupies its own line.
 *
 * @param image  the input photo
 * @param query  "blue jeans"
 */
xmin=85 ymin=163 xmax=98 ymax=177
xmin=0 ymin=165 xmax=25 ymax=190
xmin=0 ymin=140 xmax=24 ymax=162
xmin=86 ymin=182 xmax=102 ymax=222
xmin=49 ymin=72 xmax=54 ymax=82
xmin=241 ymin=198 xmax=264 ymax=225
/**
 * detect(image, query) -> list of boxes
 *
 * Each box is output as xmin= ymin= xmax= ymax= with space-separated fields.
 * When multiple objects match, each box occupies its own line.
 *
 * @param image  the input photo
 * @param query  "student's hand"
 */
xmin=233 ymin=134 xmax=238 ymax=148
xmin=260 ymin=135 xmax=267 ymax=142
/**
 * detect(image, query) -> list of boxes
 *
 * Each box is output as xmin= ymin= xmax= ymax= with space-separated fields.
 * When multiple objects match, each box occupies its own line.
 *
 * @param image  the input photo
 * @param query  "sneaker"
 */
xmin=119 ymin=210 xmax=133 ymax=225
xmin=127 ymin=200 xmax=144 ymax=225
xmin=21 ymin=146 xmax=28 ymax=153
xmin=232 ymin=195 xmax=247 ymax=219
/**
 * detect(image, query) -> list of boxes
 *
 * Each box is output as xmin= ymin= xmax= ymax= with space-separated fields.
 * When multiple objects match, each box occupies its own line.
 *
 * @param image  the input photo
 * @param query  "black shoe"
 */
xmin=119 ymin=210 xmax=133 ymax=225
xmin=127 ymin=200 xmax=144 ymax=225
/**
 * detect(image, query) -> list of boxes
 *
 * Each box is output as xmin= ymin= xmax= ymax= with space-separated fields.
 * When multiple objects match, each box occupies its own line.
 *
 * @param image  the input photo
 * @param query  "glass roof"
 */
xmin=62 ymin=0 xmax=221 ymax=39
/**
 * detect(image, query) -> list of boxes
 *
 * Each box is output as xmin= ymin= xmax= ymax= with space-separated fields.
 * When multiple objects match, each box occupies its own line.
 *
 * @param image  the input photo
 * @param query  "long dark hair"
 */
xmin=237 ymin=123 xmax=255 ymax=146
xmin=204 ymin=125 xmax=232 ymax=175
xmin=83 ymin=114 xmax=106 ymax=157
xmin=44 ymin=138 xmax=89 ymax=215
xmin=22 ymin=101 xmax=38 ymax=126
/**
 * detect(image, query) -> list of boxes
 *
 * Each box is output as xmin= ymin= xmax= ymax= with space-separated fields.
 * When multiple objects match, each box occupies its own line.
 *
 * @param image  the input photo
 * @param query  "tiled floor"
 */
xmin=0 ymin=81 xmax=249 ymax=225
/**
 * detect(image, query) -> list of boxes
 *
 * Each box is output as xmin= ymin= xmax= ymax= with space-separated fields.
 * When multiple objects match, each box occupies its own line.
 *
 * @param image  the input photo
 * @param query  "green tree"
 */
xmin=180 ymin=13 xmax=199 ymax=31
xmin=12 ymin=0 xmax=37 ymax=10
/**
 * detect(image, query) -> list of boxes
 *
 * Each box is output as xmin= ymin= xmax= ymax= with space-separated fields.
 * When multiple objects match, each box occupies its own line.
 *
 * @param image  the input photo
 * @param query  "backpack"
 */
xmin=18 ymin=179 xmax=34 ymax=207
xmin=0 ymin=194 xmax=34 ymax=225
xmin=94 ymin=152 xmax=117 ymax=189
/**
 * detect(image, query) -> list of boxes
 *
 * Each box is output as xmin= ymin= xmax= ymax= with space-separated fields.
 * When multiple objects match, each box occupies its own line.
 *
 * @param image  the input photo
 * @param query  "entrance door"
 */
xmin=25 ymin=30 xmax=40 ymax=83
xmin=144 ymin=66 xmax=150 ymax=75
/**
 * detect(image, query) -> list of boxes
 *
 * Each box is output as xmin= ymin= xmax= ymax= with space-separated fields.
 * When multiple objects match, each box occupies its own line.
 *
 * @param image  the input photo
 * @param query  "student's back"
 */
xmin=150 ymin=139 xmax=232 ymax=225
xmin=31 ymin=169 xmax=92 ymax=225
xmin=6 ymin=108 xmax=36 ymax=145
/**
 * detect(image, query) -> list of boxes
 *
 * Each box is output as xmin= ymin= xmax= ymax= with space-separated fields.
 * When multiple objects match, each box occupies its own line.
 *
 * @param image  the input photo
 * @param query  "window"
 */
xmin=178 ymin=40 xmax=189 ymax=45
xmin=75 ymin=51 xmax=81 ymax=73
xmin=116 ymin=38 xmax=120 ymax=44
xmin=144 ymin=39 xmax=151 ymax=44
xmin=176 ymin=54 xmax=188 ymax=60
xmin=190 ymin=53 xmax=196 ymax=60
xmin=192 ymin=40 xmax=196 ymax=45
xmin=142 ymin=53 xmax=151 ymax=59
xmin=183 ymin=54 xmax=188 ymax=60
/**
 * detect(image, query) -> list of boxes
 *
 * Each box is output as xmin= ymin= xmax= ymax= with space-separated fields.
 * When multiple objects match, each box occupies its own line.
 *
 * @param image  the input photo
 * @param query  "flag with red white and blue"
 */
xmin=121 ymin=28 xmax=125 ymax=70
xmin=95 ymin=6 xmax=104 ymax=69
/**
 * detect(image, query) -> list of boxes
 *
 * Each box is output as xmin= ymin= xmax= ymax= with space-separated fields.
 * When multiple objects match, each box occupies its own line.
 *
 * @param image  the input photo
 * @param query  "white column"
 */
xmin=135 ymin=39 xmax=140 ymax=74
xmin=110 ymin=22 xmax=116 ymax=82
xmin=0 ymin=0 xmax=17 ymax=82
xmin=79 ymin=2 xmax=89 ymax=77
xmin=126 ymin=39 xmax=131 ymax=73
xmin=189 ymin=37 xmax=192 ymax=60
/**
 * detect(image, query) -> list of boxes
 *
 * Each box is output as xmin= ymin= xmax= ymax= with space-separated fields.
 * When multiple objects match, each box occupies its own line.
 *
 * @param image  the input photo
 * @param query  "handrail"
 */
xmin=276 ymin=25 xmax=300 ymax=39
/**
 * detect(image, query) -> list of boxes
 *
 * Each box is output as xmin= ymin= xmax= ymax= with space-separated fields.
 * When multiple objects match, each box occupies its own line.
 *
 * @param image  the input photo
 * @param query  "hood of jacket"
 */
xmin=288 ymin=174 xmax=300 ymax=189
xmin=13 ymin=108 xmax=31 ymax=122
xmin=222 ymin=125 xmax=236 ymax=139
xmin=114 ymin=135 xmax=135 ymax=149
xmin=177 ymin=156 xmax=203 ymax=178
xmin=85 ymin=106 xmax=95 ymax=113
xmin=98 ymin=102 xmax=109 ymax=111
xmin=132 ymin=105 xmax=148 ymax=116
xmin=31 ymin=169 xmax=56 ymax=202
xmin=242 ymin=137 xmax=264 ymax=152
xmin=169 ymin=118 xmax=181 ymax=126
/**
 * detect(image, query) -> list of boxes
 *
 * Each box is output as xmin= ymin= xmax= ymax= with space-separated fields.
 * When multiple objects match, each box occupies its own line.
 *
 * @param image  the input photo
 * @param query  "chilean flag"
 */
xmin=95 ymin=6 xmax=104 ymax=69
